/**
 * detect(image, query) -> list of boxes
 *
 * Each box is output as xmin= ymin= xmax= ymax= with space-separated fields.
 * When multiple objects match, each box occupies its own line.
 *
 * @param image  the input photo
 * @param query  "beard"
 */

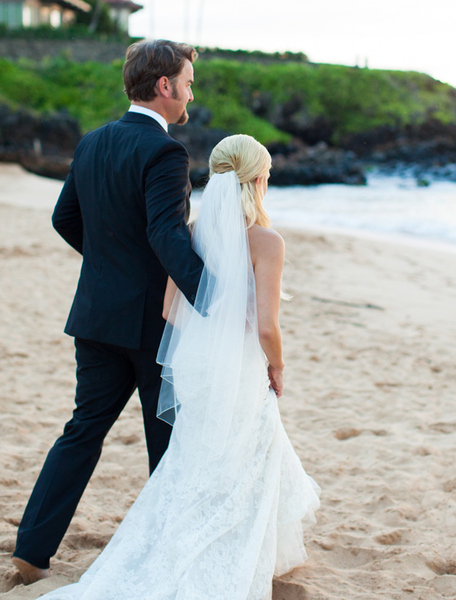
xmin=176 ymin=109 xmax=189 ymax=125
xmin=172 ymin=83 xmax=189 ymax=126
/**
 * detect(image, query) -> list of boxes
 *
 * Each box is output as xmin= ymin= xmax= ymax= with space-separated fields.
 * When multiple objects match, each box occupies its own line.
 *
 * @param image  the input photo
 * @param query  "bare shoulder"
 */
xmin=248 ymin=225 xmax=285 ymax=267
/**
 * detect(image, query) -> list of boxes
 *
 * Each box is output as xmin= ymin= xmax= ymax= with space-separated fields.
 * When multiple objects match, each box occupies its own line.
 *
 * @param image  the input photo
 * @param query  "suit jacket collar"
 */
xmin=119 ymin=111 xmax=168 ymax=133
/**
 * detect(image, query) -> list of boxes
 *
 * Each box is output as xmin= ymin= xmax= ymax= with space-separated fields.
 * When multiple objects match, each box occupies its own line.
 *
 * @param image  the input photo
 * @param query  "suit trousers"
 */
xmin=14 ymin=337 xmax=172 ymax=569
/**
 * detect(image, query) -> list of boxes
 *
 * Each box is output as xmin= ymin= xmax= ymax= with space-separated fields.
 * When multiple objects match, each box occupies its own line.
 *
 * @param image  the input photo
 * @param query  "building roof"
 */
xmin=4 ymin=0 xmax=91 ymax=8
xmin=104 ymin=0 xmax=142 ymax=14
xmin=61 ymin=0 xmax=91 ymax=12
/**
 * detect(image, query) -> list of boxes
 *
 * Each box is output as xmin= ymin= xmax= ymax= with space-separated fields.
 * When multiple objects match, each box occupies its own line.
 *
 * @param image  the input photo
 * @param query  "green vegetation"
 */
xmin=74 ymin=0 xmax=123 ymax=36
xmin=0 ymin=56 xmax=128 ymax=131
xmin=194 ymin=46 xmax=309 ymax=63
xmin=193 ymin=59 xmax=456 ymax=143
xmin=0 ymin=24 xmax=130 ymax=42
xmin=0 ymin=50 xmax=455 ymax=145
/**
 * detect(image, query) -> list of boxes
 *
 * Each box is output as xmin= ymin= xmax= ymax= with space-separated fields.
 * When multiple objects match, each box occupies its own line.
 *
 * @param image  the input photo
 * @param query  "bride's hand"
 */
xmin=268 ymin=365 xmax=284 ymax=398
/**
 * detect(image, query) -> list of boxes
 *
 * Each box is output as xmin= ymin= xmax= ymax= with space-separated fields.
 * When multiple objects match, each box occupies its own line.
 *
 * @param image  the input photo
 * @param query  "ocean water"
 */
xmin=194 ymin=174 xmax=456 ymax=251
xmin=3 ymin=164 xmax=453 ymax=251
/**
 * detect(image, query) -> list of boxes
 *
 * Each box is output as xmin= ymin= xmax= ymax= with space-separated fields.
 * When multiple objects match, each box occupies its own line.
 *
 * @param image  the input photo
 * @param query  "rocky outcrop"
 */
xmin=0 ymin=103 xmax=366 ymax=185
xmin=247 ymin=90 xmax=456 ymax=180
xmin=0 ymin=104 xmax=81 ymax=180
xmin=267 ymin=140 xmax=365 ymax=186
xmin=169 ymin=108 xmax=227 ymax=188
xmin=339 ymin=119 xmax=456 ymax=181
xmin=341 ymin=119 xmax=456 ymax=163
xmin=8 ymin=103 xmax=454 ymax=186
xmin=171 ymin=107 xmax=366 ymax=188
xmin=249 ymin=92 xmax=335 ymax=146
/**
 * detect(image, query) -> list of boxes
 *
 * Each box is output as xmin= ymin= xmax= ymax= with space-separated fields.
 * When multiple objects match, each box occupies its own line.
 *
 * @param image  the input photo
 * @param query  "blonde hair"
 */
xmin=209 ymin=134 xmax=272 ymax=228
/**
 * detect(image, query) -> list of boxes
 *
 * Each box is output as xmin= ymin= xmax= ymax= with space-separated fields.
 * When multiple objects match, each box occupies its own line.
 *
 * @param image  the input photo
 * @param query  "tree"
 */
xmin=75 ymin=0 xmax=118 ymax=35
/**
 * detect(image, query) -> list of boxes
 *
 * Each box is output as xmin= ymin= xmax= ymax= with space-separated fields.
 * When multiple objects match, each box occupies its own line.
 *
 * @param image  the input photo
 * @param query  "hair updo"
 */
xmin=209 ymin=134 xmax=272 ymax=228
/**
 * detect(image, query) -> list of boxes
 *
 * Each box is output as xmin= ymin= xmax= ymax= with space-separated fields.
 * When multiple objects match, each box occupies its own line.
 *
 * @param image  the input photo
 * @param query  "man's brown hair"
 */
xmin=123 ymin=39 xmax=198 ymax=102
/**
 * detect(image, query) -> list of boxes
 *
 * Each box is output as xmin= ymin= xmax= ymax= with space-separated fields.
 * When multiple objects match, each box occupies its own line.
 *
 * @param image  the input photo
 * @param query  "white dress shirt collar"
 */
xmin=128 ymin=105 xmax=168 ymax=132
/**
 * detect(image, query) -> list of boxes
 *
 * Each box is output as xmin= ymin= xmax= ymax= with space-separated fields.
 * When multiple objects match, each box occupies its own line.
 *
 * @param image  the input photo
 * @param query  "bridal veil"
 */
xmin=157 ymin=170 xmax=261 ymax=458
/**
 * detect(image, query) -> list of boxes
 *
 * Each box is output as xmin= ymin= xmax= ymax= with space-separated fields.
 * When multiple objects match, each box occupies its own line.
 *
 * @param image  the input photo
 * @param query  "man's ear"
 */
xmin=157 ymin=76 xmax=172 ymax=98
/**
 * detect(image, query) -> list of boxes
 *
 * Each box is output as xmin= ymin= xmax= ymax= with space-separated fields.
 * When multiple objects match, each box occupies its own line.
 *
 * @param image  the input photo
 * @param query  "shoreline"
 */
xmin=275 ymin=222 xmax=456 ymax=256
xmin=2 ymin=164 xmax=453 ymax=257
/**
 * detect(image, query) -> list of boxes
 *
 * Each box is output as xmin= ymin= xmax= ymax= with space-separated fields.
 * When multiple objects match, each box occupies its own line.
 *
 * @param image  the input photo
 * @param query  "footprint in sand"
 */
xmin=375 ymin=529 xmax=407 ymax=545
xmin=0 ymin=536 xmax=15 ymax=552
xmin=0 ymin=569 xmax=22 ymax=593
xmin=334 ymin=428 xmax=361 ymax=440
xmin=64 ymin=532 xmax=111 ymax=551
xmin=442 ymin=479 xmax=456 ymax=493
xmin=430 ymin=422 xmax=456 ymax=434
xmin=323 ymin=544 xmax=384 ymax=569
xmin=334 ymin=427 xmax=391 ymax=440
xmin=426 ymin=555 xmax=456 ymax=575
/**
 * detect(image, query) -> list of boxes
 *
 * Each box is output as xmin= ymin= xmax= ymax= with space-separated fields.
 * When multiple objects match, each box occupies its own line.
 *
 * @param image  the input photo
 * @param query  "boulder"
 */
xmin=0 ymin=104 xmax=81 ymax=180
xmin=340 ymin=119 xmax=456 ymax=164
xmin=172 ymin=108 xmax=366 ymax=187
xmin=268 ymin=141 xmax=366 ymax=186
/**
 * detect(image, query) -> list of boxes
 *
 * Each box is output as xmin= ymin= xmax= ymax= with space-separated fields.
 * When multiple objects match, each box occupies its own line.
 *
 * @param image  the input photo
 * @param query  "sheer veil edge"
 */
xmin=156 ymin=171 xmax=262 ymax=456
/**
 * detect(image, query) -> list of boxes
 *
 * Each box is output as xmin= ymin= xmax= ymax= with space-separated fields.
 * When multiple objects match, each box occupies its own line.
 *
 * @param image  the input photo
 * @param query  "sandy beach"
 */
xmin=1 ymin=164 xmax=455 ymax=600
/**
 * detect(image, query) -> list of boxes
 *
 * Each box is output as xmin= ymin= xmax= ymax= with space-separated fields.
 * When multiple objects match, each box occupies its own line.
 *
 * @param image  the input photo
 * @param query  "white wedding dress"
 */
xmin=41 ymin=172 xmax=320 ymax=600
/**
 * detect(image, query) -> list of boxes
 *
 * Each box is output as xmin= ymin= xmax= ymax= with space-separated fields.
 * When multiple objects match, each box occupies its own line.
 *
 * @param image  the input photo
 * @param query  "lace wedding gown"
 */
xmin=41 ymin=172 xmax=320 ymax=600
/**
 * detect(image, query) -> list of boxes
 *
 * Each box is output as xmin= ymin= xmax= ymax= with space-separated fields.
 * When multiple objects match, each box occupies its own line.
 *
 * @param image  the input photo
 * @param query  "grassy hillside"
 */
xmin=0 ymin=56 xmax=127 ymax=132
xmin=1 ymin=52 xmax=455 ymax=146
xmin=195 ymin=59 xmax=456 ymax=144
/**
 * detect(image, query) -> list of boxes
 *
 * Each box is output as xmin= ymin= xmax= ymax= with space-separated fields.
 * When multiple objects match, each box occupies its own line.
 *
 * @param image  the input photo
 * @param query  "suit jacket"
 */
xmin=52 ymin=111 xmax=203 ymax=350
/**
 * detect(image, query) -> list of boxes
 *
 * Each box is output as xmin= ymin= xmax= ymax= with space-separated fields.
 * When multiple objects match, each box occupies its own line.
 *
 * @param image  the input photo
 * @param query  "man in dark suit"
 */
xmin=12 ymin=39 xmax=204 ymax=584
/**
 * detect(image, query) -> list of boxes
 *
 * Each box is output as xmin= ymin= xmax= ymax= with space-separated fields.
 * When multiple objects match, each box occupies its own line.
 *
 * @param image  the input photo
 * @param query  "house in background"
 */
xmin=0 ymin=0 xmax=144 ymax=33
xmin=104 ymin=0 xmax=141 ymax=33
xmin=0 ymin=0 xmax=91 ymax=29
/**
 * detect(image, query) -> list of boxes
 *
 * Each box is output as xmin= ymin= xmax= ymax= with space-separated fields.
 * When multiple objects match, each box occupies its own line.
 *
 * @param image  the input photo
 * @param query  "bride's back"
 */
xmin=247 ymin=224 xmax=284 ymax=271
xmin=208 ymin=133 xmax=285 ymax=397
xmin=247 ymin=223 xmax=285 ymax=337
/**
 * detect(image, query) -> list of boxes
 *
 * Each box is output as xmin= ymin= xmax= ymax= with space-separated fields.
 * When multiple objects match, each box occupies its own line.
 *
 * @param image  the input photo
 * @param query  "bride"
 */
xmin=37 ymin=134 xmax=320 ymax=600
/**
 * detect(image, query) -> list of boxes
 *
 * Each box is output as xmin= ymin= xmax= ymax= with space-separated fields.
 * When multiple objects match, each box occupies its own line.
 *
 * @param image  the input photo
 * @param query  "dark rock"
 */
xmin=269 ymin=140 xmax=366 ymax=186
xmin=38 ymin=111 xmax=81 ymax=155
xmin=0 ymin=103 xmax=366 ymax=187
xmin=340 ymin=124 xmax=400 ymax=156
xmin=267 ymin=140 xmax=302 ymax=158
xmin=172 ymin=108 xmax=366 ymax=187
xmin=273 ymin=96 xmax=302 ymax=121
xmin=340 ymin=118 xmax=456 ymax=182
xmin=185 ymin=105 xmax=213 ymax=128
xmin=416 ymin=177 xmax=430 ymax=187
xmin=19 ymin=154 xmax=72 ymax=181
xmin=169 ymin=106 xmax=228 ymax=188
xmin=0 ymin=104 xmax=81 ymax=180
xmin=0 ymin=105 xmax=38 ymax=160
xmin=189 ymin=167 xmax=210 ymax=189
xmin=169 ymin=123 xmax=227 ymax=167
xmin=341 ymin=119 xmax=456 ymax=163
xmin=250 ymin=91 xmax=273 ymax=119
xmin=270 ymin=99 xmax=334 ymax=145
